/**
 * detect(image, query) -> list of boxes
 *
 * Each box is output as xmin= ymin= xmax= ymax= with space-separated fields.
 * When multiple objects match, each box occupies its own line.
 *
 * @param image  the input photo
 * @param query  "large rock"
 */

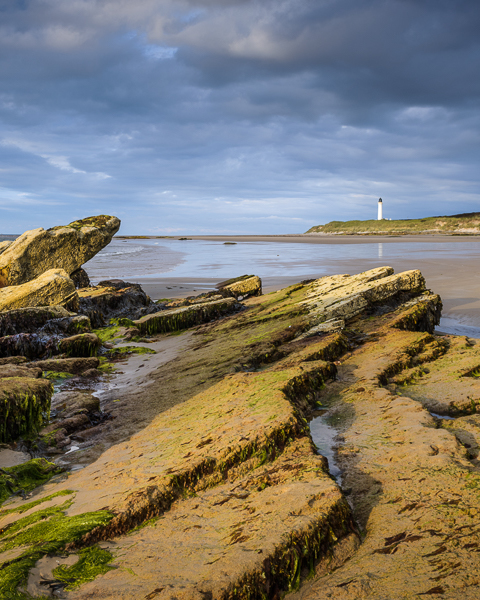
xmin=78 ymin=280 xmax=157 ymax=327
xmin=0 ymin=305 xmax=71 ymax=336
xmin=0 ymin=215 xmax=120 ymax=288
xmin=300 ymin=266 xmax=429 ymax=332
xmin=0 ymin=269 xmax=78 ymax=313
xmin=0 ymin=377 xmax=53 ymax=442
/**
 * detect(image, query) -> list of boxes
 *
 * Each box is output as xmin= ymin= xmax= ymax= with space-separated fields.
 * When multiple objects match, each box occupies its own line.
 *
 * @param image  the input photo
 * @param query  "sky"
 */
xmin=1 ymin=0 xmax=480 ymax=235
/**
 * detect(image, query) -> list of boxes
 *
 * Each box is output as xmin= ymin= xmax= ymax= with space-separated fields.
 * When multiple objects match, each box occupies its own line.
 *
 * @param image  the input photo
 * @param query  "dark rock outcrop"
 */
xmin=78 ymin=280 xmax=161 ymax=327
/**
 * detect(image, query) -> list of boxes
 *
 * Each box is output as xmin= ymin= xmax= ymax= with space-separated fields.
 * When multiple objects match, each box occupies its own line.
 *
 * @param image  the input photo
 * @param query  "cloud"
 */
xmin=0 ymin=0 xmax=479 ymax=234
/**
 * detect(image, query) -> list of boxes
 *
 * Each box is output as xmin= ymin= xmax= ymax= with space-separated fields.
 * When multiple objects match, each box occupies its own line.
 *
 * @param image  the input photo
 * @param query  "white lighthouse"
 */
xmin=377 ymin=198 xmax=383 ymax=220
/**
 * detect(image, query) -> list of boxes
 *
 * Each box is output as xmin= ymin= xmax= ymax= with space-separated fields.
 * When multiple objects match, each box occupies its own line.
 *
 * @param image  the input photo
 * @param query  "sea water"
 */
xmin=3 ymin=234 xmax=480 ymax=337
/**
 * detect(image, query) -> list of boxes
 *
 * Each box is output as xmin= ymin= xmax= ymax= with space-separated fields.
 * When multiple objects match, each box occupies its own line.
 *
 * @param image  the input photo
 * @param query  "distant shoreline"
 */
xmin=115 ymin=233 xmax=480 ymax=244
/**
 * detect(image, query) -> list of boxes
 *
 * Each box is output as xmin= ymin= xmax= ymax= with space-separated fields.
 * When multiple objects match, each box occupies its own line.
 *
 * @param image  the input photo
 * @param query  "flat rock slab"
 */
xmin=134 ymin=297 xmax=238 ymax=334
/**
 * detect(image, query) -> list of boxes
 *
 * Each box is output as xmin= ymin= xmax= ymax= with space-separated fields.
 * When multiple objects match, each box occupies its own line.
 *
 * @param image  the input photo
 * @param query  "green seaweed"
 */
xmin=0 ymin=490 xmax=73 ymax=517
xmin=0 ymin=379 xmax=53 ymax=443
xmin=92 ymin=325 xmax=122 ymax=343
xmin=43 ymin=371 xmax=73 ymax=380
xmin=52 ymin=546 xmax=115 ymax=590
xmin=0 ymin=501 xmax=113 ymax=598
xmin=105 ymin=345 xmax=155 ymax=358
xmin=0 ymin=459 xmax=62 ymax=507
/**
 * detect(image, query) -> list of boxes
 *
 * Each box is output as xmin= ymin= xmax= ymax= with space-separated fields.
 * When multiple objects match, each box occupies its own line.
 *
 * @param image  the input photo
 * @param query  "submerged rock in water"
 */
xmin=0 ymin=377 xmax=53 ymax=443
xmin=0 ymin=269 xmax=78 ymax=313
xmin=0 ymin=215 xmax=120 ymax=288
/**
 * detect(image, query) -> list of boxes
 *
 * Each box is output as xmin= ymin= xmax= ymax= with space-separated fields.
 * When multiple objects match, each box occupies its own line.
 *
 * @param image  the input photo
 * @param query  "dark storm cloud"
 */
xmin=0 ymin=0 xmax=479 ymax=233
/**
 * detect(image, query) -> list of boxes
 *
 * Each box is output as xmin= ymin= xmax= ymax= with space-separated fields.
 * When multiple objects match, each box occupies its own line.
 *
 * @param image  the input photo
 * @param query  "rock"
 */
xmin=0 ymin=215 xmax=120 ymax=288
xmin=134 ymin=297 xmax=238 ymax=335
xmin=0 ymin=377 xmax=53 ymax=442
xmin=216 ymin=274 xmax=262 ymax=299
xmin=52 ymin=391 xmax=100 ymax=417
xmin=0 ymin=333 xmax=57 ymax=360
xmin=81 ymin=368 xmax=101 ymax=378
xmin=57 ymin=333 xmax=101 ymax=357
xmin=39 ymin=314 xmax=91 ymax=335
xmin=0 ymin=241 xmax=12 ymax=256
xmin=78 ymin=281 xmax=157 ymax=327
xmin=0 ymin=364 xmax=42 ymax=379
xmin=0 ymin=356 xmax=27 ymax=366
xmin=26 ymin=357 xmax=100 ymax=375
xmin=0 ymin=305 xmax=71 ymax=336
xmin=300 ymin=267 xmax=431 ymax=336
xmin=0 ymin=269 xmax=78 ymax=313
xmin=70 ymin=267 xmax=91 ymax=289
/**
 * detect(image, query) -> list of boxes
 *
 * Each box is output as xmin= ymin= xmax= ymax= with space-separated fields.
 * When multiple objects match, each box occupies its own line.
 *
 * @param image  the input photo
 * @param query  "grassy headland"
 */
xmin=306 ymin=212 xmax=480 ymax=235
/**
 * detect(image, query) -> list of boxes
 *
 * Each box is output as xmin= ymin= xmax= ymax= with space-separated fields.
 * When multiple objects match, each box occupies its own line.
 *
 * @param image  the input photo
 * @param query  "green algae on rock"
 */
xmin=57 ymin=333 xmax=101 ymax=357
xmin=0 ymin=458 xmax=61 ymax=505
xmin=2 ymin=267 xmax=473 ymax=599
xmin=134 ymin=297 xmax=238 ymax=335
xmin=0 ymin=378 xmax=53 ymax=443
xmin=52 ymin=545 xmax=115 ymax=590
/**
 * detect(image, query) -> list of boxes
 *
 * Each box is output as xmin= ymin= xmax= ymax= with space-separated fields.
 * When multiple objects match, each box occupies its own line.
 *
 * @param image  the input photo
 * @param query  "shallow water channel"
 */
xmin=309 ymin=409 xmax=343 ymax=483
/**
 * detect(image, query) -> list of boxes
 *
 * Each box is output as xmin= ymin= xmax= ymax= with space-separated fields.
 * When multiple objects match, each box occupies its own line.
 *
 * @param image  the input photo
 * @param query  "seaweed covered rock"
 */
xmin=70 ymin=267 xmax=91 ymax=289
xmin=0 ymin=269 xmax=78 ymax=313
xmin=0 ymin=377 xmax=53 ymax=442
xmin=57 ymin=333 xmax=101 ymax=357
xmin=0 ymin=458 xmax=60 ymax=505
xmin=78 ymin=281 xmax=157 ymax=328
xmin=134 ymin=297 xmax=238 ymax=335
xmin=300 ymin=267 xmax=432 ymax=334
xmin=0 ymin=305 xmax=71 ymax=336
xmin=0 ymin=333 xmax=57 ymax=360
xmin=0 ymin=215 xmax=120 ymax=288
xmin=0 ymin=356 xmax=27 ymax=366
xmin=216 ymin=274 xmax=262 ymax=299
xmin=0 ymin=364 xmax=41 ymax=379
xmin=26 ymin=357 xmax=100 ymax=375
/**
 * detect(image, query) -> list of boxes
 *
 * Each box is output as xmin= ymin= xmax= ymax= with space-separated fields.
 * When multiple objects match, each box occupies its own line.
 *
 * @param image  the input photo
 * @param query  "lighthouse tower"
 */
xmin=377 ymin=198 xmax=383 ymax=220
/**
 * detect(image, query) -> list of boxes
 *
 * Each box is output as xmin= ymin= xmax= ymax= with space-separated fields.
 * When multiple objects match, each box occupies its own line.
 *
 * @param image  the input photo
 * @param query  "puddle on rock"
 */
xmin=430 ymin=411 xmax=456 ymax=420
xmin=309 ymin=409 xmax=343 ymax=482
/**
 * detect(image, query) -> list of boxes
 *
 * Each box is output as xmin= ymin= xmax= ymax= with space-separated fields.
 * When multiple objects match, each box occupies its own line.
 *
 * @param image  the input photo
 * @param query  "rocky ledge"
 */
xmin=2 ymin=266 xmax=479 ymax=599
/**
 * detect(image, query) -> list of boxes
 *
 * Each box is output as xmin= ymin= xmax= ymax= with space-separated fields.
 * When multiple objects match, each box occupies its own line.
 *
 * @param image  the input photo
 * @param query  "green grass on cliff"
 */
xmin=306 ymin=212 xmax=480 ymax=235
